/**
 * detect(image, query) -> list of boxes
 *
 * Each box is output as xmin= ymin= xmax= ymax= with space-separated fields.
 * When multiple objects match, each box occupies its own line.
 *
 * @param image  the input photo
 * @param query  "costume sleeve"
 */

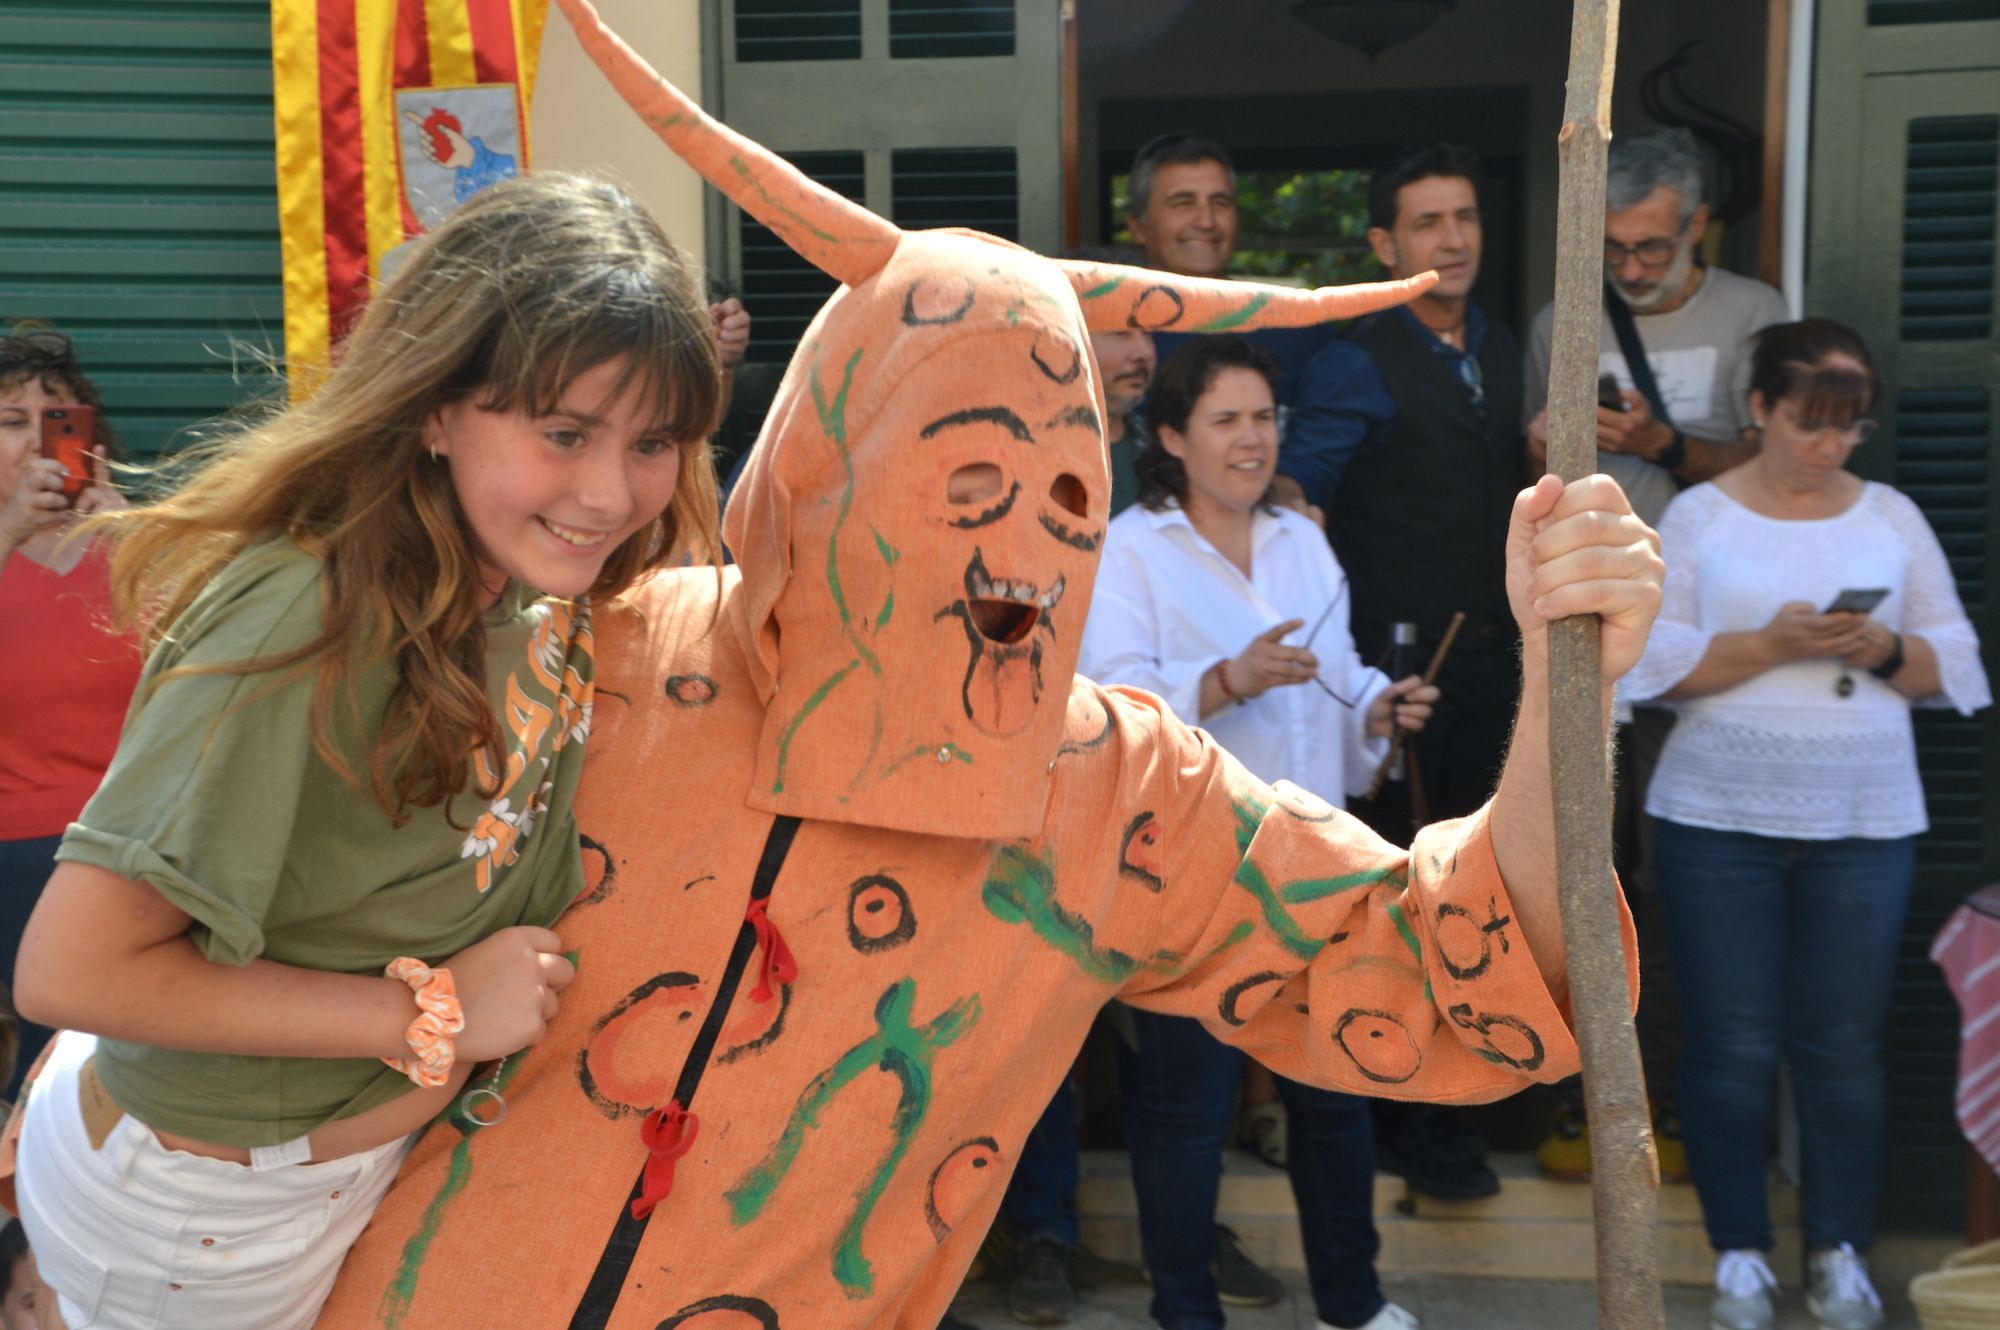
xmin=1278 ymin=340 xmax=1394 ymax=510
xmin=1114 ymin=690 xmax=1633 ymax=1104
xmin=1619 ymin=489 xmax=1713 ymax=705
xmin=1522 ymin=303 xmax=1556 ymax=419
xmin=54 ymin=544 xmax=328 ymax=966
xmin=1878 ymin=487 xmax=1991 ymax=715
xmin=1077 ymin=534 xmax=1221 ymax=722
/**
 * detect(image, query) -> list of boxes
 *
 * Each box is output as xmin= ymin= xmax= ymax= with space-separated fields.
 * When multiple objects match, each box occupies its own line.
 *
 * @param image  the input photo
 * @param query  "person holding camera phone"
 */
xmin=0 ymin=326 xmax=138 ymax=1104
xmin=1622 ymin=320 xmax=1989 ymax=1330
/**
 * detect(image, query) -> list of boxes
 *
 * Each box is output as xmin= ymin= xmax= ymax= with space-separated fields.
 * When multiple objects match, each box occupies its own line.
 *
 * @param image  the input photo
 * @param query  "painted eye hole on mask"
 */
xmin=1047 ymin=473 xmax=1088 ymax=518
xmin=946 ymin=462 xmax=1020 ymax=529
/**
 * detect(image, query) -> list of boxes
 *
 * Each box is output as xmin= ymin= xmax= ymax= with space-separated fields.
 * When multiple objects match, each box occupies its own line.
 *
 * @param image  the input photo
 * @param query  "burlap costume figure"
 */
xmin=319 ymin=4 xmax=1633 ymax=1325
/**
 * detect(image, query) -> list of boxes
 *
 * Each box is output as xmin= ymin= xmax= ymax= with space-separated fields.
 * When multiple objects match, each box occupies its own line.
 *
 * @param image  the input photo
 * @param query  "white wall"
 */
xmin=530 ymin=0 xmax=709 ymax=271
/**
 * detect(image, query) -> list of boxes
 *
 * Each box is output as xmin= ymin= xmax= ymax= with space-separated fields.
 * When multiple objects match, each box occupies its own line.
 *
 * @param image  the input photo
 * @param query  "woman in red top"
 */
xmin=0 ymin=327 xmax=138 ymax=1099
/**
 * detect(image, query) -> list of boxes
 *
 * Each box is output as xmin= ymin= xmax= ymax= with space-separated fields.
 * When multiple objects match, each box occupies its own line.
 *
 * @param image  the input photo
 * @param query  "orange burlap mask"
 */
xmin=557 ymin=0 xmax=1435 ymax=837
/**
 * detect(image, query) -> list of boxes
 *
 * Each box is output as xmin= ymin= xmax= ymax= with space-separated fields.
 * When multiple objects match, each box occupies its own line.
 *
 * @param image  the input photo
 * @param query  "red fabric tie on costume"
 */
xmin=744 ymin=897 xmax=798 ymax=1002
xmin=631 ymin=1101 xmax=699 ymax=1221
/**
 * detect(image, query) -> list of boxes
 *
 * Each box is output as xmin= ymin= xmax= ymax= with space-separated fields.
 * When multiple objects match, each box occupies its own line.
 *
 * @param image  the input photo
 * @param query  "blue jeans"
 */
xmin=0 ymin=834 xmax=62 ymax=1103
xmin=1653 ymin=820 xmax=1915 ymax=1253
xmin=1117 ymin=1007 xmax=1384 ymax=1330
xmin=1001 ymin=1075 xmax=1081 ymax=1247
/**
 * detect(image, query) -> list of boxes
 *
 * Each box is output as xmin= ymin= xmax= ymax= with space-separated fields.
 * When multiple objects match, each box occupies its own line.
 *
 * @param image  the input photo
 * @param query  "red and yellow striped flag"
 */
xmin=271 ymin=0 xmax=549 ymax=391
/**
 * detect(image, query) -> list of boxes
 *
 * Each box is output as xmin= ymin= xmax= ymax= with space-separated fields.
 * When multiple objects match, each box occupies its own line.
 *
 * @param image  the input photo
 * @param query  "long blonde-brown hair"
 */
xmin=100 ymin=171 xmax=723 ymax=820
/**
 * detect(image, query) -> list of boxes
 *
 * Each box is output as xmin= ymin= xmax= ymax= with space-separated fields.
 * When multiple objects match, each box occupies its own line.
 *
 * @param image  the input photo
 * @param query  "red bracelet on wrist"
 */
xmin=1213 ymin=660 xmax=1242 ymax=705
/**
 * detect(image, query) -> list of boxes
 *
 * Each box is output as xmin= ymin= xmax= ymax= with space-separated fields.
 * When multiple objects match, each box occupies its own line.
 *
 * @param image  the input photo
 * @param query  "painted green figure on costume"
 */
xmin=982 ymin=841 xmax=1251 ymax=982
xmin=727 ymin=978 xmax=981 ymax=1298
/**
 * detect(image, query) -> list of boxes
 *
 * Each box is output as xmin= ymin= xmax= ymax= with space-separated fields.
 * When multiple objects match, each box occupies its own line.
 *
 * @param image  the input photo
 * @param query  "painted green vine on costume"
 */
xmin=380 ymin=1054 xmax=527 ymax=1328
xmin=1281 ymin=866 xmax=1401 ymax=905
xmin=1079 ymin=275 xmax=1126 ymax=300
xmin=773 ymin=656 xmax=861 ymax=793
xmin=729 ymin=153 xmax=842 ymax=244
xmin=1194 ymin=291 xmax=1274 ymax=333
xmin=726 ymin=980 xmax=980 ymax=1298
xmin=1233 ymin=856 xmax=1325 ymax=962
xmin=873 ymin=529 xmax=901 ymax=566
xmin=880 ymin=741 xmax=973 ymax=779
xmin=982 ymin=844 xmax=1142 ymax=984
xmin=814 ymin=347 xmax=877 ymax=674
xmin=1384 ymin=900 xmax=1432 ymax=1000
xmin=1226 ymin=797 xmax=1321 ymax=961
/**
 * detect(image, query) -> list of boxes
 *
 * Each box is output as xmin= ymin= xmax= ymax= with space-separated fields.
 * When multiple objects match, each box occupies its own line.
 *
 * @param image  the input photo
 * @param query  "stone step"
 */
xmin=1076 ymin=1149 xmax=1804 ymax=1286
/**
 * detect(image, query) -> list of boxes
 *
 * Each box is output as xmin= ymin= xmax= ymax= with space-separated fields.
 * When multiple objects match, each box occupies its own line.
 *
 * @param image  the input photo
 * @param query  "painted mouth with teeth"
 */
xmin=964 ymin=549 xmax=1065 ymax=643
xmin=937 ymin=549 xmax=1065 ymax=736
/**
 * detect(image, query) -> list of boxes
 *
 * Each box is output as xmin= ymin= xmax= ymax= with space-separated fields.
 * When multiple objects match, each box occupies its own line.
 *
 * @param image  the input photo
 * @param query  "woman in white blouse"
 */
xmin=1622 ymin=319 xmax=1988 ymax=1330
xmin=1079 ymin=336 xmax=1433 ymax=1330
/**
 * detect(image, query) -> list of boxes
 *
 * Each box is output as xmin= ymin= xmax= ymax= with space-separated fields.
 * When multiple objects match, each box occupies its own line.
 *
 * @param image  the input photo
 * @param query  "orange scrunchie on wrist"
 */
xmin=382 ymin=957 xmax=465 ymax=1088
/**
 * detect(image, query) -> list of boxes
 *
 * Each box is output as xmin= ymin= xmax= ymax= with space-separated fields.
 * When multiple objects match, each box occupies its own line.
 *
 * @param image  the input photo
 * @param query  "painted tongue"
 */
xmin=967 ymin=637 xmax=1040 ymax=736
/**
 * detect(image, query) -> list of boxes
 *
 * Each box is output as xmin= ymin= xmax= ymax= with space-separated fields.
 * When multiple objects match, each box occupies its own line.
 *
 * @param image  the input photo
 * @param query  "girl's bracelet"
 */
xmin=382 ymin=957 xmax=465 ymax=1088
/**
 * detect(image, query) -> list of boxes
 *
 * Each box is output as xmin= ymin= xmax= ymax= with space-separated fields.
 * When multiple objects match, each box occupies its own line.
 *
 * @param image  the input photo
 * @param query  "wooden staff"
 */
xmin=1547 ymin=3 xmax=1665 ymax=1326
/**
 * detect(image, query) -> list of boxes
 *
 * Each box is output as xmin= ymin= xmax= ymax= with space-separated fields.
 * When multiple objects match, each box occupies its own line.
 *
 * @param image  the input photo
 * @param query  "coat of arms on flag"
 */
xmin=397 ymin=84 xmax=523 ymax=231
xmin=271 ymin=0 xmax=549 ymax=392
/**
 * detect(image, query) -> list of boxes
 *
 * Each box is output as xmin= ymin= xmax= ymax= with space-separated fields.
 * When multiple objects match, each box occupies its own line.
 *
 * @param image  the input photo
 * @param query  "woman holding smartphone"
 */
xmin=0 ymin=325 xmax=136 ymax=1100
xmin=1623 ymin=319 xmax=1988 ymax=1330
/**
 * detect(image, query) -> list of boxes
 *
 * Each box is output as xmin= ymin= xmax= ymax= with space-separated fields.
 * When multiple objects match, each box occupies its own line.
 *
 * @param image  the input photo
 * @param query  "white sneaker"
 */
xmin=1710 ymin=1249 xmax=1778 ymax=1330
xmin=1807 ymin=1244 xmax=1883 ymax=1330
xmin=1317 ymin=1303 xmax=1419 ymax=1330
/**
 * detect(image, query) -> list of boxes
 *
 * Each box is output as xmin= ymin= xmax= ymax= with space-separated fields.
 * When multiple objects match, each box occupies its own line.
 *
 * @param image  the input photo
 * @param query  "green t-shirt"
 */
xmin=56 ymin=538 xmax=594 ymax=1145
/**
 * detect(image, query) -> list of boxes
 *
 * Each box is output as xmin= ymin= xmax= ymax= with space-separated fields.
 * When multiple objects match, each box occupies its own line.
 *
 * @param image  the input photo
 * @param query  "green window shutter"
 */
xmin=1885 ymin=384 xmax=1997 ymax=1226
xmin=734 ymin=0 xmax=863 ymax=62
xmin=0 ymin=0 xmax=285 ymax=458
xmin=739 ymin=151 xmax=866 ymax=364
xmin=889 ymin=0 xmax=1017 ymax=59
xmin=1869 ymin=0 xmax=2000 ymax=22
xmin=1901 ymin=116 xmax=1998 ymax=342
xmin=890 ymin=147 xmax=1019 ymax=239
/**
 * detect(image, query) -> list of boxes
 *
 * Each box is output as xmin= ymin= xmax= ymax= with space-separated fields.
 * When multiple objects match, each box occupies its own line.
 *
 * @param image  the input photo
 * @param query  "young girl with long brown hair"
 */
xmin=10 ymin=170 xmax=722 ymax=1330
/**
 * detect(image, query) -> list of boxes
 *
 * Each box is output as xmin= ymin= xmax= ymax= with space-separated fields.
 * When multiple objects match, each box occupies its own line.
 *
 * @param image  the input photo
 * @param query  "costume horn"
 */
xmin=552 ymin=0 xmax=900 ymax=288
xmin=1056 ymin=259 xmax=1438 ymax=333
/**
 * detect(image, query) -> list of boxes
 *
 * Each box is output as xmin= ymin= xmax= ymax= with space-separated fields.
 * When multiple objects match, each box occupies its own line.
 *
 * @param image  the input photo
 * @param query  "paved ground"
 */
xmin=947 ymin=1267 xmax=1923 ymax=1329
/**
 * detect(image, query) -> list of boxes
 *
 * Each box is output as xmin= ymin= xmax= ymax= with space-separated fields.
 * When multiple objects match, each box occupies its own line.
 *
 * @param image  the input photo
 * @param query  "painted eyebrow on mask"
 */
xmin=1046 ymin=404 xmax=1100 ymax=434
xmin=920 ymin=406 xmax=1035 ymax=444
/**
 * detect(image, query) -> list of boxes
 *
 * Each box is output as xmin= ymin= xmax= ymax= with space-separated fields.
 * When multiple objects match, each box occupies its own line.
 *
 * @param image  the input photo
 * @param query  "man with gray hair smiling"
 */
xmin=1523 ymin=125 xmax=1788 ymax=528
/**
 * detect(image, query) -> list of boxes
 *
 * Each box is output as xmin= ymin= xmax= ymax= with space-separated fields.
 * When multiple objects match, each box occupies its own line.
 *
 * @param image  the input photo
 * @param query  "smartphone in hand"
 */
xmin=1823 ymin=587 xmax=1889 ymax=616
xmin=1597 ymin=373 xmax=1627 ymax=412
xmin=39 ymin=404 xmax=97 ymax=505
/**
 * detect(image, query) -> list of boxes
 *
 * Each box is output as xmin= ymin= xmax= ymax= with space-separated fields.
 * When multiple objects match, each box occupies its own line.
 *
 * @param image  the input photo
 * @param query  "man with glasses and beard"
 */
xmin=1524 ymin=127 xmax=1788 ymax=529
xmin=1521 ymin=127 xmax=1787 ymax=1186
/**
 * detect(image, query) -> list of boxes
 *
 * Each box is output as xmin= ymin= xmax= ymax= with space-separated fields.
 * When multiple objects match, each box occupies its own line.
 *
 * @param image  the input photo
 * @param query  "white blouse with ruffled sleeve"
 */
xmin=1079 ymin=503 xmax=1390 ymax=802
xmin=1624 ymin=480 xmax=1989 ymax=839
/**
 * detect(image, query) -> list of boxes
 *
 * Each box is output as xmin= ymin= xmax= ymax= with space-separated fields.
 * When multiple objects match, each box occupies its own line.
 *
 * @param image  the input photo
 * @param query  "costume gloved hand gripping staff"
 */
xmin=317 ymin=4 xmax=1637 ymax=1327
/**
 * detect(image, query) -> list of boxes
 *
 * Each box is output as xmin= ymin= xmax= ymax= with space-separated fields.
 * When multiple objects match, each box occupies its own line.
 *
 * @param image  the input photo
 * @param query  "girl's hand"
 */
xmin=1366 ymin=674 xmax=1439 ymax=740
xmin=441 ymin=925 xmax=576 ymax=1062
xmin=1762 ymin=602 xmax=1868 ymax=664
xmin=709 ymin=297 xmax=752 ymax=371
xmin=1227 ymin=619 xmax=1318 ymax=699
xmin=0 ymin=457 xmax=73 ymax=550
xmin=1506 ymin=473 xmax=1664 ymax=683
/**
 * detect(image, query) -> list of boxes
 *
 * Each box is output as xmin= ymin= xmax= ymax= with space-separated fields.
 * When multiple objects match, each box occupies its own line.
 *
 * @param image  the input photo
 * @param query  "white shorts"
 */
xmin=16 ymin=1032 xmax=412 ymax=1330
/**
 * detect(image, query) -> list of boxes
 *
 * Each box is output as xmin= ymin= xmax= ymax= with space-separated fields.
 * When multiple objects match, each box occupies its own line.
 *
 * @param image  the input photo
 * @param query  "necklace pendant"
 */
xmin=1836 ymin=672 xmax=1856 ymax=699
